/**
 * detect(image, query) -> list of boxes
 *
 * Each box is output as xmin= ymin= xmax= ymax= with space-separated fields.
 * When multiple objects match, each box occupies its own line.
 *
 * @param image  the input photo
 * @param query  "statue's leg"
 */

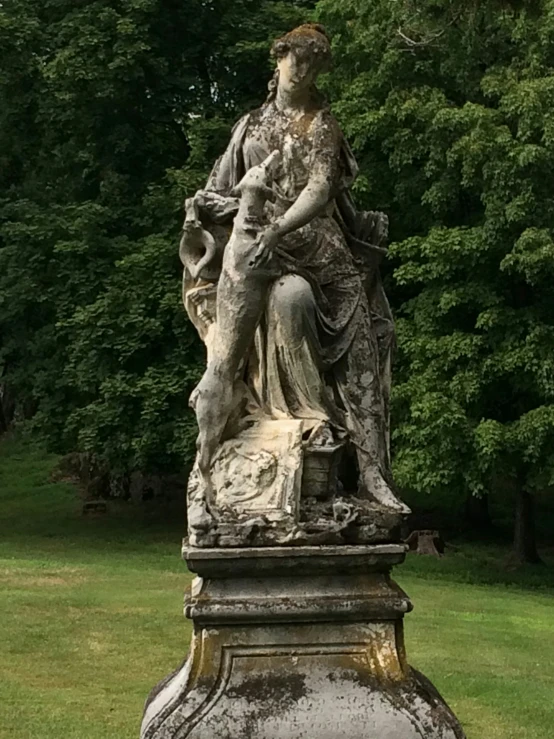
xmin=335 ymin=302 xmax=410 ymax=514
xmin=262 ymin=274 xmax=333 ymax=422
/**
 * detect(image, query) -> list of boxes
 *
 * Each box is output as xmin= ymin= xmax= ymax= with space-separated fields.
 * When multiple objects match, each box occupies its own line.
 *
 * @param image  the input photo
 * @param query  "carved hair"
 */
xmin=265 ymin=68 xmax=281 ymax=105
xmin=264 ymin=24 xmax=331 ymax=107
xmin=271 ymin=23 xmax=332 ymax=68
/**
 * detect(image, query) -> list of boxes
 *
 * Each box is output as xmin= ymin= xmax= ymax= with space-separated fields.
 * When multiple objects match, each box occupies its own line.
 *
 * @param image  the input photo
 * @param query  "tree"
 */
xmin=318 ymin=0 xmax=554 ymax=561
xmin=0 ymin=0 xmax=316 ymax=480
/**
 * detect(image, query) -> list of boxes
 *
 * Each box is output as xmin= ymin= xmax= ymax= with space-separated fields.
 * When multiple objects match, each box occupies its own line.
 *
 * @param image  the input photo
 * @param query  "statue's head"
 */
xmin=271 ymin=23 xmax=331 ymax=96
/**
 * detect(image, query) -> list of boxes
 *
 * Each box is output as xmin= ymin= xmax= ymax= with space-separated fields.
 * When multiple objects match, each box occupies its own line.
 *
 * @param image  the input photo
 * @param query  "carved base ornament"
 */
xmin=141 ymin=546 xmax=465 ymax=739
xmin=141 ymin=23 xmax=466 ymax=739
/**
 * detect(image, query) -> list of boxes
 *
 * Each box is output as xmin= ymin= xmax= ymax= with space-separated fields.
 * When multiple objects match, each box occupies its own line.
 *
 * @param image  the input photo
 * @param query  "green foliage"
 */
xmin=6 ymin=0 xmax=552 ymax=501
xmin=0 ymin=0 xmax=315 ymax=476
xmin=318 ymin=0 xmax=554 ymax=499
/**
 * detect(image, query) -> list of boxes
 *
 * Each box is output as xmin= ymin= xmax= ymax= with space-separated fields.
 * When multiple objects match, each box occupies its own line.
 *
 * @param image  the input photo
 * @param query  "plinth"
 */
xmin=141 ymin=545 xmax=465 ymax=739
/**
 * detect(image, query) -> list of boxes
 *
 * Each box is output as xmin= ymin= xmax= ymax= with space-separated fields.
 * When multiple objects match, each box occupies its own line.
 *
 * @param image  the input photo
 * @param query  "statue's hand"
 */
xmin=361 ymin=211 xmax=389 ymax=248
xmin=373 ymin=212 xmax=389 ymax=247
xmin=249 ymin=224 xmax=280 ymax=269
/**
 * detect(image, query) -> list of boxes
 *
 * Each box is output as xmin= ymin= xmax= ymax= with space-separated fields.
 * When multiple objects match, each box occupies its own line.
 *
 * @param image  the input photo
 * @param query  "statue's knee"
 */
xmin=270 ymin=275 xmax=314 ymax=329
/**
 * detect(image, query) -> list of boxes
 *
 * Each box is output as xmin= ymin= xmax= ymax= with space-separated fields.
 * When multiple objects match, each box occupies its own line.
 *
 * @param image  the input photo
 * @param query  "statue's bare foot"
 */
xmin=362 ymin=467 xmax=411 ymax=515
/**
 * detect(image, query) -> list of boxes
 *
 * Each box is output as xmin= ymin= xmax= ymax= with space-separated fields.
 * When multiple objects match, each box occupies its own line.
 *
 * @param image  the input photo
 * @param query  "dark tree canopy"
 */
xmin=1 ymin=0 xmax=553 ymax=559
xmin=318 ymin=0 xmax=554 ymax=558
xmin=0 ymin=0 xmax=316 ymax=475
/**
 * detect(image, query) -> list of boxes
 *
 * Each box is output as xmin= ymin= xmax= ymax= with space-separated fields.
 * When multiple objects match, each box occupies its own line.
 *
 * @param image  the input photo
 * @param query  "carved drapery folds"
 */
xmin=180 ymin=23 xmax=409 ymax=548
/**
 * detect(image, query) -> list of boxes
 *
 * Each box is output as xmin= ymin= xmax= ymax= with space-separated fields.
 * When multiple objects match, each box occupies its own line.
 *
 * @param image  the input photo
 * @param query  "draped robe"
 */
xmin=186 ymin=101 xmax=395 ymax=488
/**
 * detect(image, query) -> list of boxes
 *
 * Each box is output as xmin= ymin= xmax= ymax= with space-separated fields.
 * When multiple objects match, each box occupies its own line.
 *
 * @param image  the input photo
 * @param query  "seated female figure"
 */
xmin=183 ymin=24 xmax=407 ymax=515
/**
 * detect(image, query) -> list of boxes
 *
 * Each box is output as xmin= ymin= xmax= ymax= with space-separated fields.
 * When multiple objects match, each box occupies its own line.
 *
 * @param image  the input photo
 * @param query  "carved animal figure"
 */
xmin=190 ymin=150 xmax=282 ymax=513
xmin=179 ymin=198 xmax=217 ymax=280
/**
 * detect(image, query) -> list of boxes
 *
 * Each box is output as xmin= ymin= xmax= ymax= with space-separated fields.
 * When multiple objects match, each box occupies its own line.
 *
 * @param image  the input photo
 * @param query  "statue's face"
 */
xmin=277 ymin=49 xmax=319 ymax=95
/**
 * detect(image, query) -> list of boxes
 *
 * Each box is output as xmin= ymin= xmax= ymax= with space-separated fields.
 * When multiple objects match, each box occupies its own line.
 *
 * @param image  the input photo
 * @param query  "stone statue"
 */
xmin=141 ymin=25 xmax=466 ymax=739
xmin=181 ymin=23 xmax=410 ymax=548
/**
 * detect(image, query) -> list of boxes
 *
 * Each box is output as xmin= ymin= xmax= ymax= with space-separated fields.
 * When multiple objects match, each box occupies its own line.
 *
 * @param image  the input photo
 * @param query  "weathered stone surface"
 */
xmin=141 ymin=546 xmax=465 ymax=739
xmin=212 ymin=419 xmax=303 ymax=519
xmin=179 ymin=23 xmax=410 ymax=546
xmin=141 ymin=23 xmax=465 ymax=739
xmin=187 ymin=493 xmax=404 ymax=548
xmin=183 ymin=543 xmax=408 ymax=578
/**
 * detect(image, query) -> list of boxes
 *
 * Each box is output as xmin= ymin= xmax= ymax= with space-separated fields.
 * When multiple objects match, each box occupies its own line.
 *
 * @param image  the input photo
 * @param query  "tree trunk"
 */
xmin=465 ymin=493 xmax=492 ymax=530
xmin=0 ymin=384 xmax=12 ymax=433
xmin=0 ymin=380 xmax=16 ymax=433
xmin=513 ymin=487 xmax=543 ymax=564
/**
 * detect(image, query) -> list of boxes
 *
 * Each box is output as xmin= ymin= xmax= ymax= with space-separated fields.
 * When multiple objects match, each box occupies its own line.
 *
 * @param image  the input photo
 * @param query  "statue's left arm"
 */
xmin=272 ymin=168 xmax=333 ymax=237
xmin=252 ymin=113 xmax=340 ymax=263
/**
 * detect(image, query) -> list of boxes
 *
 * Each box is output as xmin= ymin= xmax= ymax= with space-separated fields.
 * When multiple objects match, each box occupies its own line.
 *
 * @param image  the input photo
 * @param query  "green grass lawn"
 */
xmin=1 ymin=434 xmax=553 ymax=739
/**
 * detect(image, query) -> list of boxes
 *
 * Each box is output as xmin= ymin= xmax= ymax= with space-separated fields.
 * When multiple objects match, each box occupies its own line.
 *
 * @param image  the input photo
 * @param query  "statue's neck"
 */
xmin=275 ymin=87 xmax=313 ymax=116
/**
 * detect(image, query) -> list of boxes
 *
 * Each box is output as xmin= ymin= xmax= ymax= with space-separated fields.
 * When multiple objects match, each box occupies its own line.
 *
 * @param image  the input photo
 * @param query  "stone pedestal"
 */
xmin=141 ymin=545 xmax=465 ymax=739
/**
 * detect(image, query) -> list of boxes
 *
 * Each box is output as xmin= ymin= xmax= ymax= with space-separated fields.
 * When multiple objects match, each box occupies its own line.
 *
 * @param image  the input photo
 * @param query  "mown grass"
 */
xmin=0 ymin=434 xmax=189 ymax=739
xmin=1 ymin=433 xmax=553 ymax=738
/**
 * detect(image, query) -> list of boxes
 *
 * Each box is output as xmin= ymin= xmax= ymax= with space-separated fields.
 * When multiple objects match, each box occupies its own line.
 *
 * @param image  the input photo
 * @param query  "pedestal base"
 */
xmin=141 ymin=546 xmax=465 ymax=739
